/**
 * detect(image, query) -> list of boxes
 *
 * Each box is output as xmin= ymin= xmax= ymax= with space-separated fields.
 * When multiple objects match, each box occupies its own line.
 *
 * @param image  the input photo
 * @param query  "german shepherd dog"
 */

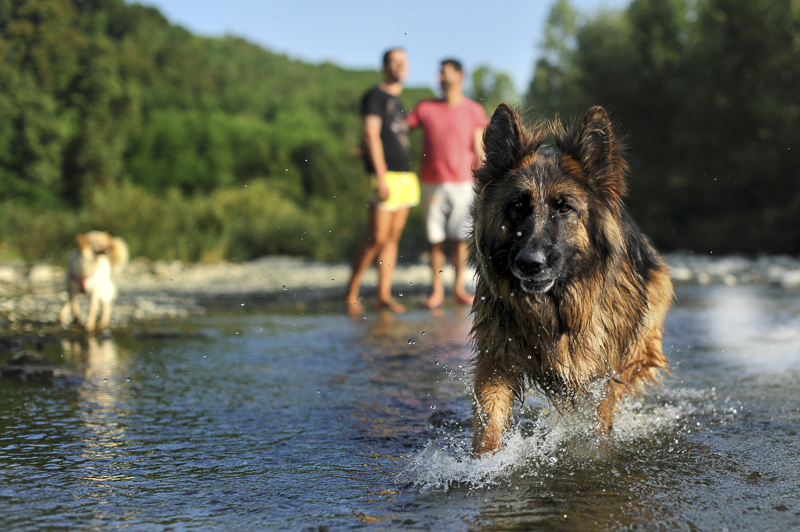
xmin=469 ymin=104 xmax=673 ymax=456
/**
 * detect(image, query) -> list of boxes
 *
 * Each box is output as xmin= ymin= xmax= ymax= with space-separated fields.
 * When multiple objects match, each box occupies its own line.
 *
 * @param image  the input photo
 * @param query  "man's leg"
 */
xmin=345 ymin=205 xmax=391 ymax=313
xmin=375 ymin=208 xmax=409 ymax=312
xmin=423 ymin=184 xmax=447 ymax=309
xmin=452 ymin=239 xmax=474 ymax=305
xmin=425 ymin=242 xmax=446 ymax=308
xmin=445 ymin=182 xmax=475 ymax=305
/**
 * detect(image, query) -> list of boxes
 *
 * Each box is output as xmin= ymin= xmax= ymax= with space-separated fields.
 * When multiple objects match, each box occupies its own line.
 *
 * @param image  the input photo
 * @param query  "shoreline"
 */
xmin=1 ymin=253 xmax=799 ymax=336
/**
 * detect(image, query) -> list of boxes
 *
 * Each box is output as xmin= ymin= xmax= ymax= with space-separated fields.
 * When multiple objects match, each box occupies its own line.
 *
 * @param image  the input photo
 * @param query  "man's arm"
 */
xmin=473 ymin=127 xmax=485 ymax=163
xmin=364 ymin=114 xmax=390 ymax=201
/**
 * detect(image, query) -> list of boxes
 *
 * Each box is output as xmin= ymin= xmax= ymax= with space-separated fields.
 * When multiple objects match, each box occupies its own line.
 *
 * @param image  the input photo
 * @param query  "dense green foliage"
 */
xmin=528 ymin=0 xmax=800 ymax=254
xmin=0 ymin=0 xmax=433 ymax=262
xmin=470 ymin=65 xmax=518 ymax=116
xmin=1 ymin=0 xmax=798 ymax=263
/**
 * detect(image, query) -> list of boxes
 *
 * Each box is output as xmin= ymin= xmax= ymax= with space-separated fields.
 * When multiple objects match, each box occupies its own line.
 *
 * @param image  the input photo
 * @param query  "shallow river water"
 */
xmin=1 ymin=284 xmax=799 ymax=531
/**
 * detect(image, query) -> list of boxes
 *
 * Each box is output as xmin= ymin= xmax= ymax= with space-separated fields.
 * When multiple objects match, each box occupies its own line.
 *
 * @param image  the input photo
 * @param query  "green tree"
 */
xmin=526 ymin=0 xmax=800 ymax=254
xmin=526 ymin=0 xmax=587 ymax=119
xmin=470 ymin=64 xmax=518 ymax=116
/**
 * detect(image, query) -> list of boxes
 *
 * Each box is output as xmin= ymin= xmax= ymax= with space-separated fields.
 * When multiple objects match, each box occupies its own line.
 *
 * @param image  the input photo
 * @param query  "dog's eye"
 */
xmin=509 ymin=202 xmax=527 ymax=219
xmin=556 ymin=201 xmax=572 ymax=215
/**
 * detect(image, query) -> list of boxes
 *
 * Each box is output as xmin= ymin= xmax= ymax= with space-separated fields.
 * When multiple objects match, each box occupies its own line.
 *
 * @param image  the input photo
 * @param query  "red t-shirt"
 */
xmin=407 ymin=97 xmax=488 ymax=184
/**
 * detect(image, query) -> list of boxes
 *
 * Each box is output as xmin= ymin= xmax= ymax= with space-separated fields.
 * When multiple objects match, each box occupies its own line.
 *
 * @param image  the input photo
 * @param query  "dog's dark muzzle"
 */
xmin=512 ymin=248 xmax=561 ymax=293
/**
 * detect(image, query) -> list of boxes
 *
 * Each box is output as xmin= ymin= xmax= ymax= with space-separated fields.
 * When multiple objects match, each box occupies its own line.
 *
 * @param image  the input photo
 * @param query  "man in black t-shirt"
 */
xmin=345 ymin=48 xmax=420 ymax=314
xmin=360 ymin=86 xmax=410 ymax=175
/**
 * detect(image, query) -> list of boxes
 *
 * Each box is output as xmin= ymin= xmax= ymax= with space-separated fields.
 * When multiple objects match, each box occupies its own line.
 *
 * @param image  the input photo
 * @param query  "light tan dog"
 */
xmin=59 ymin=231 xmax=129 ymax=332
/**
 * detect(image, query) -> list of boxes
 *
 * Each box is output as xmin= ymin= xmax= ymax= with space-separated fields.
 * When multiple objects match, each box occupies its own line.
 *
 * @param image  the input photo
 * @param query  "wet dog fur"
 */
xmin=469 ymin=104 xmax=673 ymax=456
xmin=59 ymin=231 xmax=128 ymax=332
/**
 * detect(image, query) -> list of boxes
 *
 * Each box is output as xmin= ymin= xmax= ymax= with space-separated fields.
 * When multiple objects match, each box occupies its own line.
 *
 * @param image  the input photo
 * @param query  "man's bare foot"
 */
xmin=345 ymin=298 xmax=364 ymax=315
xmin=454 ymin=292 xmax=474 ymax=305
xmin=374 ymin=298 xmax=406 ymax=313
xmin=424 ymin=293 xmax=445 ymax=309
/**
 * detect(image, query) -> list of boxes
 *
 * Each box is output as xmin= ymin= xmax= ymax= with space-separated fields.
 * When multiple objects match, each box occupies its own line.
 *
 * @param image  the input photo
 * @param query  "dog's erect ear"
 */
xmin=558 ymin=106 xmax=626 ymax=201
xmin=574 ymin=106 xmax=613 ymax=171
xmin=478 ymin=103 xmax=525 ymax=182
xmin=76 ymin=234 xmax=90 ymax=251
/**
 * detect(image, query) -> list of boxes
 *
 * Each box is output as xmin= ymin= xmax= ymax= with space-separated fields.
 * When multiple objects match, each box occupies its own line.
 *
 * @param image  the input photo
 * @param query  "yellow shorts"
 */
xmin=370 ymin=171 xmax=420 ymax=211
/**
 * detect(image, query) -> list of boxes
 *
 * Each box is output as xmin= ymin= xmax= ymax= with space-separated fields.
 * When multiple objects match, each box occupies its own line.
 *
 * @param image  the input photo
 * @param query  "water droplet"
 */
xmin=399 ymin=293 xmax=403 ymax=297
xmin=408 ymin=339 xmax=413 ymax=344
xmin=282 ymin=285 xmax=287 ymax=290
xmin=439 ymin=270 xmax=443 ymax=273
xmin=501 ymin=225 xmax=506 ymax=230
xmin=241 ymin=303 xmax=245 ymax=306
xmin=421 ymin=331 xmax=425 ymax=335
xmin=517 ymin=231 xmax=522 ymax=237
xmin=379 ymin=260 xmax=383 ymax=264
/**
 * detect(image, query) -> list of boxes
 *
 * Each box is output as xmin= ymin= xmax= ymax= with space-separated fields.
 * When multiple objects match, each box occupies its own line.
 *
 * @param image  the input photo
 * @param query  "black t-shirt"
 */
xmin=360 ymin=86 xmax=411 ymax=173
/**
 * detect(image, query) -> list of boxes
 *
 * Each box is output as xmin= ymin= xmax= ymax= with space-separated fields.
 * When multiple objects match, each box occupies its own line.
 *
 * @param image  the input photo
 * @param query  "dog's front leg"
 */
xmin=472 ymin=360 xmax=518 ymax=456
xmin=98 ymin=299 xmax=111 ymax=330
xmin=85 ymin=293 xmax=99 ymax=332
xmin=596 ymin=379 xmax=624 ymax=436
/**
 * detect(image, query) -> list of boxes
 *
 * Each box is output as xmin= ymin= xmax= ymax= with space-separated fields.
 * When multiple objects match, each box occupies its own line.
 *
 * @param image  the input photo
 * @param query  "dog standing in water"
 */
xmin=469 ymin=104 xmax=673 ymax=456
xmin=59 ymin=231 xmax=129 ymax=332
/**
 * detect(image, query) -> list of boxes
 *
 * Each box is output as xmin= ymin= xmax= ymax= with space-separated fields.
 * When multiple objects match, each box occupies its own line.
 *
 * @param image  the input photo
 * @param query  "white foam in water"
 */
xmin=406 ymin=382 xmax=704 ymax=492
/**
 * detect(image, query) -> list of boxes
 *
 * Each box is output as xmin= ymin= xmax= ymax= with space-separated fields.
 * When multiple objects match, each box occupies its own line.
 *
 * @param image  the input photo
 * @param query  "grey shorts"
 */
xmin=422 ymin=182 xmax=474 ymax=244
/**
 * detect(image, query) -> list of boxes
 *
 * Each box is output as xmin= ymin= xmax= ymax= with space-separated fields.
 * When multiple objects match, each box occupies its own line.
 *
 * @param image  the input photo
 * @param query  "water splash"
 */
xmin=404 ymin=383 xmax=705 ymax=492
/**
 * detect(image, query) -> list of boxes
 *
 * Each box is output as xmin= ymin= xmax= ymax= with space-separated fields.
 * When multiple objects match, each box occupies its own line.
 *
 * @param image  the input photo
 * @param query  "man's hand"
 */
xmin=375 ymin=174 xmax=390 ymax=202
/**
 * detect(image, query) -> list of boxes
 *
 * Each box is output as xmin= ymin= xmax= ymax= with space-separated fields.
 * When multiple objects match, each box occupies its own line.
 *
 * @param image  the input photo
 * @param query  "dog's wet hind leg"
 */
xmin=58 ymin=300 xmax=72 ymax=326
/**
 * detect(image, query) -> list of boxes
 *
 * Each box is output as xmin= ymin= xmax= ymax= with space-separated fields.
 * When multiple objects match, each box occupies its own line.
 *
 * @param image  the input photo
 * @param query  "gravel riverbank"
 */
xmin=1 ymin=252 xmax=799 ymax=335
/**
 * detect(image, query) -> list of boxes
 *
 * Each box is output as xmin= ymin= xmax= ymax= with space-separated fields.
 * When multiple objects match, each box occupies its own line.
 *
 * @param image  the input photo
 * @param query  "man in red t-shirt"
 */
xmin=407 ymin=58 xmax=488 ymax=308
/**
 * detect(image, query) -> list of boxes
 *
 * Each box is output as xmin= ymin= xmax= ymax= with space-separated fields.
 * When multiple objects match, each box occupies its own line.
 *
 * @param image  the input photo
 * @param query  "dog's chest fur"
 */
xmin=470 ymin=255 xmax=649 ymax=396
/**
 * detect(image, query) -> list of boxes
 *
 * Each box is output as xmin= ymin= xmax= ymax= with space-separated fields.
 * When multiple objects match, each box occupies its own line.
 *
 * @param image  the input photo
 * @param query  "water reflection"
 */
xmin=61 ymin=337 xmax=135 ymax=488
xmin=700 ymin=285 xmax=800 ymax=371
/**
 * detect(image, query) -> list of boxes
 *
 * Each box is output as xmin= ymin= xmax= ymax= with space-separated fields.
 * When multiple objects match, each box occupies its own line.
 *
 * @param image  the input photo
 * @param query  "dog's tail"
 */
xmin=109 ymin=237 xmax=129 ymax=273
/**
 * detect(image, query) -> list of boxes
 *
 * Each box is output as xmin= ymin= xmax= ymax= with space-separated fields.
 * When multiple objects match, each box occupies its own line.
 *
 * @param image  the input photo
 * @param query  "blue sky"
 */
xmin=135 ymin=0 xmax=629 ymax=96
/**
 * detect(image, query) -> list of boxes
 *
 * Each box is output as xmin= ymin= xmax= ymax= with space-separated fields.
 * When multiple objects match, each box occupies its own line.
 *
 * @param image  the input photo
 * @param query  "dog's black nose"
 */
xmin=515 ymin=249 xmax=547 ymax=276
